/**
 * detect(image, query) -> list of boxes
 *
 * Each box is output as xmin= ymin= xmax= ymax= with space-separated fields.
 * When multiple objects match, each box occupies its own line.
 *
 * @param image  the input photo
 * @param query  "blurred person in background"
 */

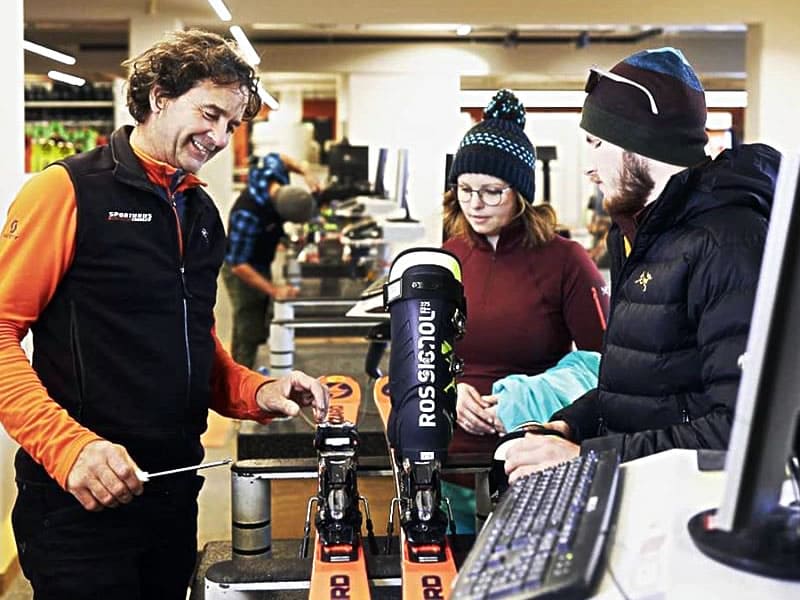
xmin=222 ymin=151 xmax=318 ymax=368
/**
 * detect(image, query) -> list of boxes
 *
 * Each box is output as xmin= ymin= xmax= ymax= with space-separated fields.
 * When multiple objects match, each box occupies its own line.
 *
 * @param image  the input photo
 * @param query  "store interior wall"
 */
xmin=346 ymin=70 xmax=464 ymax=246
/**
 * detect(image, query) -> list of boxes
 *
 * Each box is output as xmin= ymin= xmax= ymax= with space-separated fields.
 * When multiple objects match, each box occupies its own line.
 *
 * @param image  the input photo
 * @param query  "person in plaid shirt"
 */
xmin=222 ymin=152 xmax=318 ymax=367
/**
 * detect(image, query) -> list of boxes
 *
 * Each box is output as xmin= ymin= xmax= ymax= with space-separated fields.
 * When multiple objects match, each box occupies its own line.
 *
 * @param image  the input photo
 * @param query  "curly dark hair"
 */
xmin=442 ymin=187 xmax=557 ymax=248
xmin=121 ymin=29 xmax=262 ymax=123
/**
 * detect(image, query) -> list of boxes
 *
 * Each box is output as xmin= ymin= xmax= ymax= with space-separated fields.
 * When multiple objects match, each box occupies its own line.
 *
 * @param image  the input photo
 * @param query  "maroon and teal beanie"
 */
xmin=448 ymin=89 xmax=536 ymax=202
xmin=581 ymin=47 xmax=708 ymax=167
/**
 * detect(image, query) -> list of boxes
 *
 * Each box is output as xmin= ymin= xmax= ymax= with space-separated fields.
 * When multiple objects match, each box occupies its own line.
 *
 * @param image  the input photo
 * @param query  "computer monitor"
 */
xmin=373 ymin=147 xmax=389 ymax=198
xmin=536 ymin=145 xmax=558 ymax=204
xmin=387 ymin=148 xmax=418 ymax=223
xmin=328 ymin=141 xmax=369 ymax=186
xmin=444 ymin=153 xmax=454 ymax=193
xmin=688 ymin=149 xmax=800 ymax=580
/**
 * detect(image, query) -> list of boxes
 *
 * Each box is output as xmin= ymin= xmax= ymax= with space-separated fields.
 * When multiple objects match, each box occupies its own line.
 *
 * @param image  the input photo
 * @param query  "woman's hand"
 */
xmin=484 ymin=398 xmax=507 ymax=434
xmin=456 ymin=383 xmax=497 ymax=435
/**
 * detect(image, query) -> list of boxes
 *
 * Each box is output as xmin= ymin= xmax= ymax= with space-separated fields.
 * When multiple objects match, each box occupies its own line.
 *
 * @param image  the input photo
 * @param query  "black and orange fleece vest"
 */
xmin=22 ymin=127 xmax=227 ymax=480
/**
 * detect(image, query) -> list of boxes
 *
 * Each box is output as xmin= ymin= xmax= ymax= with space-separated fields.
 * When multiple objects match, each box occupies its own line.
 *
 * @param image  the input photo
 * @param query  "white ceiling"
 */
xmin=22 ymin=0 xmax=747 ymax=86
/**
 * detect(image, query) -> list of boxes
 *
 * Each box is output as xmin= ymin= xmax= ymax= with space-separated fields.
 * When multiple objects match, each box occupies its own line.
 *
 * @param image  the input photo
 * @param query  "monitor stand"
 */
xmin=688 ymin=505 xmax=800 ymax=580
xmin=387 ymin=204 xmax=418 ymax=223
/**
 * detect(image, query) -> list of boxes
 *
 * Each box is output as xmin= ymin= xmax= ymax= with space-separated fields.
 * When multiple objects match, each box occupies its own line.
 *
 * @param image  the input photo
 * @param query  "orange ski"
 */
xmin=321 ymin=374 xmax=361 ymax=424
xmin=309 ymin=540 xmax=371 ymax=600
xmin=306 ymin=375 xmax=375 ymax=600
xmin=374 ymin=376 xmax=458 ymax=600
xmin=373 ymin=376 xmax=392 ymax=428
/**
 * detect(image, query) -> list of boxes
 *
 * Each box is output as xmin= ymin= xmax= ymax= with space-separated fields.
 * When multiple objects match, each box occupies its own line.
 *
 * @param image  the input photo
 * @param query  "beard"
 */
xmin=603 ymin=152 xmax=655 ymax=218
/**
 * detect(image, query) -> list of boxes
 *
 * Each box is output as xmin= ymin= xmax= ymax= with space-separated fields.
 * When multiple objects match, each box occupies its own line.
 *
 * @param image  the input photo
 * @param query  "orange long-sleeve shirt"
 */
xmin=0 ymin=151 xmax=272 ymax=489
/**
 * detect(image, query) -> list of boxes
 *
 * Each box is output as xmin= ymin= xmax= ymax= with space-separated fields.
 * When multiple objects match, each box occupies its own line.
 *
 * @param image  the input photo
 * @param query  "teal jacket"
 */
xmin=493 ymin=350 xmax=601 ymax=432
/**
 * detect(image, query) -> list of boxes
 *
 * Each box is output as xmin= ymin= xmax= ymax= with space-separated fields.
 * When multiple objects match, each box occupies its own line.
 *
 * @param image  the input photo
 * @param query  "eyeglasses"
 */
xmin=585 ymin=66 xmax=660 ymax=115
xmin=452 ymin=183 xmax=512 ymax=207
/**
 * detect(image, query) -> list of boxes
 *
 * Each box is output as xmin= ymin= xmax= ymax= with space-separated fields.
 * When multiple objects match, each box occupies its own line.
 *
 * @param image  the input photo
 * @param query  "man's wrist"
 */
xmin=263 ymin=281 xmax=277 ymax=297
xmin=547 ymin=420 xmax=573 ymax=440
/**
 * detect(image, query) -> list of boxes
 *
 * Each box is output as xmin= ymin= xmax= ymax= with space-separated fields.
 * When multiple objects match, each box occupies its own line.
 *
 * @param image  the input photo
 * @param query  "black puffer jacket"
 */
xmin=552 ymin=144 xmax=781 ymax=461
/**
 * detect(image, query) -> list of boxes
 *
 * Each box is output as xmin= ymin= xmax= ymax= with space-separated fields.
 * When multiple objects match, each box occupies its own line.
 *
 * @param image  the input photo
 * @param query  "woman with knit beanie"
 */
xmin=442 ymin=89 xmax=608 ymax=531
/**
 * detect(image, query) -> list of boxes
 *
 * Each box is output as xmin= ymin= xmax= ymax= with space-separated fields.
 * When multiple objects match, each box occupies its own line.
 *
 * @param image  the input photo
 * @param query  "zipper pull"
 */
xmin=678 ymin=396 xmax=690 ymax=423
xmin=179 ymin=266 xmax=193 ymax=299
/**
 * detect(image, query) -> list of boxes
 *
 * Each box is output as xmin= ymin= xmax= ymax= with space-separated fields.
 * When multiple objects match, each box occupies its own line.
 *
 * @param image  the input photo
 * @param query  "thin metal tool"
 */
xmin=135 ymin=458 xmax=232 ymax=482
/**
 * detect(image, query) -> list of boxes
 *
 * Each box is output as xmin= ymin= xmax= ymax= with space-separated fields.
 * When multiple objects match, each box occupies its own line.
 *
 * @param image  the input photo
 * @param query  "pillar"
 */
xmin=745 ymin=13 xmax=800 ymax=153
xmin=346 ymin=71 xmax=463 ymax=250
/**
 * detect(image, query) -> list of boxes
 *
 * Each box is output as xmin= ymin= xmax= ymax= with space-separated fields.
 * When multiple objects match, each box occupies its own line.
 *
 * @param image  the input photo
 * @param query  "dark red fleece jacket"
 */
xmin=443 ymin=221 xmax=608 ymax=395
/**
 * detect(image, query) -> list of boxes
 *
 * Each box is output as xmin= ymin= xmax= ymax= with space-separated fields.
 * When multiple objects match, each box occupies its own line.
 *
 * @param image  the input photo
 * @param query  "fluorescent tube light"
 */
xmin=23 ymin=40 xmax=76 ymax=65
xmin=47 ymin=70 xmax=85 ymax=87
xmin=229 ymin=25 xmax=260 ymax=66
xmin=207 ymin=0 xmax=232 ymax=22
xmin=456 ymin=25 xmax=472 ymax=36
xmin=257 ymin=84 xmax=280 ymax=110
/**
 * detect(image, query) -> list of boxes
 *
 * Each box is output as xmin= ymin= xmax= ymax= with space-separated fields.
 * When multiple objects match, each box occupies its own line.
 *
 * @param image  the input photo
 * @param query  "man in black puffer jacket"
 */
xmin=505 ymin=47 xmax=781 ymax=479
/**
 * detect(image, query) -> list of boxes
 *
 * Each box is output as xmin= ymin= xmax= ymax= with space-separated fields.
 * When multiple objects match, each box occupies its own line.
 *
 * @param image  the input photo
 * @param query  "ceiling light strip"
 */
xmin=257 ymin=84 xmax=280 ymax=110
xmin=23 ymin=40 xmax=76 ymax=65
xmin=207 ymin=0 xmax=232 ymax=22
xmin=48 ymin=70 xmax=85 ymax=87
xmin=229 ymin=25 xmax=261 ymax=66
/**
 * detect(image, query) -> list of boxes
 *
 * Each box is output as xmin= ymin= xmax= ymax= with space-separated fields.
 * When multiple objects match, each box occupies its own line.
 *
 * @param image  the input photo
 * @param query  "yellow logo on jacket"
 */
xmin=2 ymin=219 xmax=20 ymax=241
xmin=635 ymin=270 xmax=653 ymax=292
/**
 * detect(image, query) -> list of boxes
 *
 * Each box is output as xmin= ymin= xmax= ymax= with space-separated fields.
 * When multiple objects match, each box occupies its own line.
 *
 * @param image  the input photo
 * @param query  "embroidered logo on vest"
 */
xmin=635 ymin=270 xmax=653 ymax=292
xmin=2 ymin=219 xmax=20 ymax=240
xmin=107 ymin=211 xmax=153 ymax=223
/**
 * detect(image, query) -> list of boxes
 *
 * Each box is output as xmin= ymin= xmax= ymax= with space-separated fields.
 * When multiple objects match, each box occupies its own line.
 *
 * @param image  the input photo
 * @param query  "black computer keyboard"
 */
xmin=452 ymin=449 xmax=620 ymax=600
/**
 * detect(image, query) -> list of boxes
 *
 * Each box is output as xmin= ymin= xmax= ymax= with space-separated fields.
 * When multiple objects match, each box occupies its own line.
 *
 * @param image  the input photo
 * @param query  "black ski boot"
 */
xmin=383 ymin=247 xmax=466 ymax=558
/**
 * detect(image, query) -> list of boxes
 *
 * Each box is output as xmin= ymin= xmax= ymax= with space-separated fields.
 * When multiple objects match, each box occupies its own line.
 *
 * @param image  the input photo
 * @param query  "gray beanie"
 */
xmin=581 ymin=47 xmax=708 ymax=167
xmin=274 ymin=186 xmax=316 ymax=223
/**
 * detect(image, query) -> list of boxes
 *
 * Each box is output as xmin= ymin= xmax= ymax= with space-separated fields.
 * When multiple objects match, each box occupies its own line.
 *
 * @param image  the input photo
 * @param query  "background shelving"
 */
xmin=24 ymin=81 xmax=115 ymax=172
